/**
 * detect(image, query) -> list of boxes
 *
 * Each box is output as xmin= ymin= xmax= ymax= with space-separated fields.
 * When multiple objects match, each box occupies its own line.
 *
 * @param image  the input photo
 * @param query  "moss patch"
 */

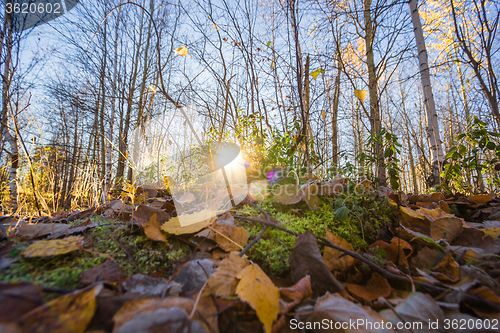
xmin=0 ymin=217 xmax=191 ymax=289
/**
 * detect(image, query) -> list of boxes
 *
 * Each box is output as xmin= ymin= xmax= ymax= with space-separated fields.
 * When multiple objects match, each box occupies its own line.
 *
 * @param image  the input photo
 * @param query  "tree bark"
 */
xmin=364 ymin=0 xmax=385 ymax=184
xmin=409 ymin=0 xmax=444 ymax=186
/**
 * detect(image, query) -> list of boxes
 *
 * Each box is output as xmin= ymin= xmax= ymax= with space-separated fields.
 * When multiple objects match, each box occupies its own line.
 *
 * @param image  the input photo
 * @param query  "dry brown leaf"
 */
xmin=390 ymin=237 xmax=413 ymax=257
xmin=204 ymin=254 xmax=249 ymax=298
xmin=22 ymin=236 xmax=83 ymax=258
xmin=431 ymin=217 xmax=463 ymax=243
xmin=161 ymin=216 xmax=213 ymax=235
xmin=313 ymin=292 xmax=390 ymax=333
xmin=142 ymin=213 xmax=168 ymax=242
xmin=132 ymin=204 xmax=170 ymax=225
xmin=79 ymin=261 xmax=124 ymax=287
xmin=346 ymin=273 xmax=392 ymax=302
xmin=304 ymin=184 xmax=321 ymax=210
xmin=369 ymin=240 xmax=409 ymax=267
xmin=112 ymin=297 xmax=207 ymax=332
xmin=213 ymin=224 xmax=248 ymax=252
xmin=417 ymin=207 xmax=455 ymax=222
xmin=236 ymin=264 xmax=280 ymax=333
xmin=468 ymin=193 xmax=495 ymax=205
xmin=319 ymin=178 xmax=344 ymax=196
xmin=431 ymin=252 xmax=460 ymax=283
xmin=0 ymin=283 xmax=43 ymax=323
xmin=17 ymin=223 xmax=71 ymax=239
xmin=279 ymin=275 xmax=312 ymax=304
xmin=18 ymin=285 xmax=102 ymax=333
xmin=408 ymin=192 xmax=445 ymax=204
xmin=273 ymin=184 xmax=304 ymax=205
xmin=323 ymin=227 xmax=356 ymax=272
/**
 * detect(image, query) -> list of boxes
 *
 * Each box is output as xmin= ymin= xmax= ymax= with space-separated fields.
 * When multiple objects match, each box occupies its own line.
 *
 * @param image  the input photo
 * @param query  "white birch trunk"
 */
xmin=409 ymin=0 xmax=444 ymax=185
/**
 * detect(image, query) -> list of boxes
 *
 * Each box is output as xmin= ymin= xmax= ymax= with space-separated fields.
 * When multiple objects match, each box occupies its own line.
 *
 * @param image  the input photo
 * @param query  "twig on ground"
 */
xmin=239 ymin=200 xmax=272 ymax=256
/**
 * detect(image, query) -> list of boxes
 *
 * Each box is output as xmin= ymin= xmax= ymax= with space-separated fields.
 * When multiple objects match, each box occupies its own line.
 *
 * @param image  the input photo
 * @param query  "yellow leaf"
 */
xmin=323 ymin=227 xmax=355 ymax=272
xmin=174 ymin=46 xmax=188 ymax=56
xmin=23 ymin=236 xmax=83 ymax=258
xmin=44 ymin=147 xmax=51 ymax=151
xmin=310 ymin=68 xmax=324 ymax=80
xmin=354 ymin=89 xmax=367 ymax=102
xmin=161 ymin=215 xmax=213 ymax=235
xmin=204 ymin=254 xmax=250 ymax=297
xmin=483 ymin=228 xmax=500 ymax=238
xmin=270 ymin=61 xmax=275 ymax=68
xmin=18 ymin=285 xmax=102 ymax=333
xmin=236 ymin=264 xmax=280 ymax=333
xmin=212 ymin=22 xmax=217 ymax=30
xmin=321 ymin=110 xmax=326 ymax=121
xmin=143 ymin=213 xmax=168 ymax=242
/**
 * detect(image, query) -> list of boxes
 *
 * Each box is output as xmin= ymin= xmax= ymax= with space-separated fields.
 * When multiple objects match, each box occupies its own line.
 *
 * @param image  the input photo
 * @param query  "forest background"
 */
xmin=0 ymin=0 xmax=499 ymax=215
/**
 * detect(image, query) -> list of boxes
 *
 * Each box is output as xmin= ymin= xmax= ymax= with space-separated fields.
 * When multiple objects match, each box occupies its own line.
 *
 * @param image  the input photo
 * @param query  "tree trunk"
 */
xmin=364 ymin=0 xmax=385 ymax=184
xmin=409 ymin=0 xmax=444 ymax=186
xmin=1 ymin=9 xmax=17 ymax=212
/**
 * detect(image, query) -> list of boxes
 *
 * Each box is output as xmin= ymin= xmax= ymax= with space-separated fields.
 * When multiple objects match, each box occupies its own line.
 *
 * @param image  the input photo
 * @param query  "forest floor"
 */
xmin=0 ymin=178 xmax=500 ymax=332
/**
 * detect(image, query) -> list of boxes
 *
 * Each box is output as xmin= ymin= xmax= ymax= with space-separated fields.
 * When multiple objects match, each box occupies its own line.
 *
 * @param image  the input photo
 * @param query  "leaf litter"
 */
xmin=0 ymin=179 xmax=499 ymax=331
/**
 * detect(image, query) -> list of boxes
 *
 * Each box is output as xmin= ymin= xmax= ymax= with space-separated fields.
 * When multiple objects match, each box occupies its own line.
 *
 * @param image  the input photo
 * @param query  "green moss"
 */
xmin=239 ymin=185 xmax=394 ymax=276
xmin=0 ymin=217 xmax=191 ymax=289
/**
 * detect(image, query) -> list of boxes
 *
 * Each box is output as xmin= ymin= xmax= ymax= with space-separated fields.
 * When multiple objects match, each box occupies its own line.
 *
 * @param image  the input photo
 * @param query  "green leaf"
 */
xmin=267 ymin=41 xmax=271 ymax=48
xmin=334 ymin=207 xmax=349 ymax=222
xmin=456 ymin=133 xmax=466 ymax=140
xmin=310 ymin=68 xmax=324 ymax=80
xmin=458 ymin=144 xmax=466 ymax=155
xmin=487 ymin=142 xmax=496 ymax=150
xmin=384 ymin=148 xmax=393 ymax=158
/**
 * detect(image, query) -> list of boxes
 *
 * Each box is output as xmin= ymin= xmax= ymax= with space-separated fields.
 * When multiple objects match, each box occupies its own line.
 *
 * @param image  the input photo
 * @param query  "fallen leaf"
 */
xmin=313 ymin=292 xmax=391 ymax=333
xmin=161 ymin=216 xmax=213 ymax=235
xmin=122 ymin=274 xmax=179 ymax=297
xmin=132 ymin=204 xmax=170 ymax=226
xmin=273 ymin=184 xmax=304 ymax=205
xmin=17 ymin=223 xmax=70 ymax=239
xmin=289 ymin=232 xmax=344 ymax=297
xmin=323 ymin=227 xmax=356 ymax=272
xmin=279 ymin=275 xmax=312 ymax=304
xmin=346 ymin=273 xmax=392 ymax=302
xmin=142 ymin=213 xmax=168 ymax=242
xmin=18 ymin=285 xmax=102 ymax=333
xmin=417 ymin=207 xmax=455 ymax=222
xmin=304 ymin=184 xmax=321 ymax=210
xmin=431 ymin=217 xmax=463 ymax=243
xmin=0 ymin=282 xmax=43 ymax=323
xmin=193 ymin=295 xmax=218 ymax=333
xmin=408 ymin=192 xmax=445 ymax=204
xmin=204 ymin=254 xmax=250 ymax=298
xmin=453 ymin=227 xmax=499 ymax=253
xmin=369 ymin=240 xmax=408 ymax=267
xmin=468 ymin=193 xmax=495 ymax=205
xmin=319 ymin=178 xmax=344 ymax=196
xmin=236 ymin=263 xmax=280 ymax=333
xmin=409 ymin=246 xmax=445 ymax=274
xmin=22 ymin=236 xmax=83 ymax=258
xmin=79 ymin=261 xmax=124 ymax=287
xmin=213 ymin=224 xmax=248 ymax=252
xmin=483 ymin=227 xmax=500 ymax=238
xmin=380 ymin=292 xmax=444 ymax=333
xmin=117 ymin=307 xmax=206 ymax=333
xmin=390 ymin=237 xmax=413 ymax=257
xmin=431 ymin=252 xmax=460 ymax=283
xmin=172 ymin=259 xmax=216 ymax=292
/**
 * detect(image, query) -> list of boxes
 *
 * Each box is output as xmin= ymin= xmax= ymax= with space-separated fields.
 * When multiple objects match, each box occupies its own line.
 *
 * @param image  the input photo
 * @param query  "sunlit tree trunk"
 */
xmin=409 ymin=0 xmax=444 ymax=186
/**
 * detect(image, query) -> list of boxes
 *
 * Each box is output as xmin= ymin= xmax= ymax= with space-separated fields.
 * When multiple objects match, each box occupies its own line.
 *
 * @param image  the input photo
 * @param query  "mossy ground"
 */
xmin=0 ymin=185 xmax=394 ymax=288
xmin=239 ymin=186 xmax=394 ymax=276
xmin=0 ymin=217 xmax=191 ymax=289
